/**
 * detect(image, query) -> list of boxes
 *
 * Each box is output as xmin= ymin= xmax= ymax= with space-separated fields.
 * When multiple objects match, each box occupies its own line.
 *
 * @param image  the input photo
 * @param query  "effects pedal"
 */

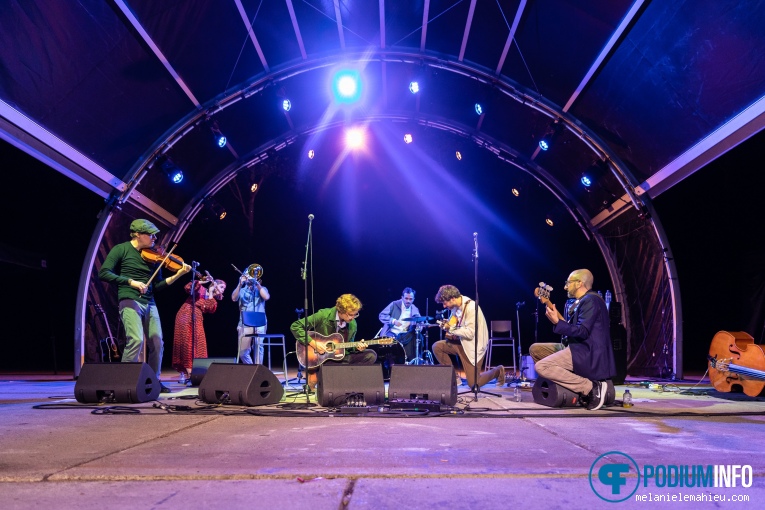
xmin=388 ymin=398 xmax=445 ymax=412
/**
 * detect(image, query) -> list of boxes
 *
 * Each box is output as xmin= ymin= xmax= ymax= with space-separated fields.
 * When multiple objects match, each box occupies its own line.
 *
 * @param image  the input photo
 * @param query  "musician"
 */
xmin=98 ymin=219 xmax=191 ymax=391
xmin=378 ymin=287 xmax=421 ymax=360
xmin=231 ymin=266 xmax=270 ymax=364
xmin=172 ymin=279 xmax=225 ymax=383
xmin=432 ymin=285 xmax=505 ymax=388
xmin=290 ymin=294 xmax=377 ymax=387
xmin=532 ymin=269 xmax=616 ymax=411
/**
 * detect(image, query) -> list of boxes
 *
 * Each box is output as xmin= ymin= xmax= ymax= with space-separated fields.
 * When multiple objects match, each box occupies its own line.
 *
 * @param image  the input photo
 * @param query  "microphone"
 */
xmin=308 ymin=214 xmax=314 ymax=221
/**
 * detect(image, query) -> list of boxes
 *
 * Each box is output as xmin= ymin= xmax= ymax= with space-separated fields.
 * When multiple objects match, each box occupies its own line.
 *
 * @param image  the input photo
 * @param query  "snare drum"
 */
xmin=368 ymin=342 xmax=407 ymax=381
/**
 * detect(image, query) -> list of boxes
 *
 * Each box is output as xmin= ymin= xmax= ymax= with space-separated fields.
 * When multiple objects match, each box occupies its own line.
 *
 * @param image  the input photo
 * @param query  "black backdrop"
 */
xmin=3 ymin=127 xmax=765 ymax=377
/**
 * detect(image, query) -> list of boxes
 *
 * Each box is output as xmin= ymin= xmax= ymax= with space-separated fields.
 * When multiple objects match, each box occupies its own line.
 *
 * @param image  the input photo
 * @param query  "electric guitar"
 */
xmin=534 ymin=282 xmax=565 ymax=320
xmin=296 ymin=332 xmax=395 ymax=369
xmin=94 ymin=303 xmax=120 ymax=362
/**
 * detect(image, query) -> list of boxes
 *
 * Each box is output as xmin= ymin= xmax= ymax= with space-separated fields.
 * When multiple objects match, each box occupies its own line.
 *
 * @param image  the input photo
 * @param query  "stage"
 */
xmin=1 ymin=371 xmax=764 ymax=509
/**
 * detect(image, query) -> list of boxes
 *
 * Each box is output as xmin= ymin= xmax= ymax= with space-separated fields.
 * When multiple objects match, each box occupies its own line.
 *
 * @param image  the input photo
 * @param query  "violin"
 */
xmin=708 ymin=331 xmax=765 ymax=397
xmin=140 ymin=248 xmax=185 ymax=272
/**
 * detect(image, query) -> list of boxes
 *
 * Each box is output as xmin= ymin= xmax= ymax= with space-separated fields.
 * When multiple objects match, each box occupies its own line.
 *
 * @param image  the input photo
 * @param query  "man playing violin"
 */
xmin=98 ymin=219 xmax=192 ymax=392
xmin=432 ymin=285 xmax=505 ymax=388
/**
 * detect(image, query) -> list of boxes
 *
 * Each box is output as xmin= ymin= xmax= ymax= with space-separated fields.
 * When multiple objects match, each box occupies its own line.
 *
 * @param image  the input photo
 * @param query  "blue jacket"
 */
xmin=553 ymin=292 xmax=616 ymax=380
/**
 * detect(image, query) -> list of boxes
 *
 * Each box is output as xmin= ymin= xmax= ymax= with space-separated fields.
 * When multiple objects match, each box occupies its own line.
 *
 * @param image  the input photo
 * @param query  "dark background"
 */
xmin=2 ymin=127 xmax=764 ymax=376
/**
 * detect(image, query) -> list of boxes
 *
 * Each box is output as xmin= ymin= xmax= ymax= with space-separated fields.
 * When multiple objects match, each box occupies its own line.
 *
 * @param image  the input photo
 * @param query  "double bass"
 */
xmin=708 ymin=331 xmax=765 ymax=397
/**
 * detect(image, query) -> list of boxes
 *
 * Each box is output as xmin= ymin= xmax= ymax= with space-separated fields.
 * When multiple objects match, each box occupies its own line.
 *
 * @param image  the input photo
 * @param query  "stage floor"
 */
xmin=1 ymin=370 xmax=764 ymax=509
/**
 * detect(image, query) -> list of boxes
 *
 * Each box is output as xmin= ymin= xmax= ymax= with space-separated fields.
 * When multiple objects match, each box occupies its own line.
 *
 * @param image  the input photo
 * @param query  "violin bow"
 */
xmin=145 ymin=243 xmax=178 ymax=288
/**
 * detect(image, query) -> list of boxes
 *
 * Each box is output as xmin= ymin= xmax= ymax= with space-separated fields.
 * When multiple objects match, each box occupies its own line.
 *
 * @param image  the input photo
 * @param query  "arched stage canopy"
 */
xmin=2 ymin=1 xmax=765 ymax=378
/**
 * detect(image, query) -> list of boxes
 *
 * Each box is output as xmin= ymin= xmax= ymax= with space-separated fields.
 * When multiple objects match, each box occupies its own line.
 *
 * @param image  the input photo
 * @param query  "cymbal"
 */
xmin=402 ymin=316 xmax=433 ymax=322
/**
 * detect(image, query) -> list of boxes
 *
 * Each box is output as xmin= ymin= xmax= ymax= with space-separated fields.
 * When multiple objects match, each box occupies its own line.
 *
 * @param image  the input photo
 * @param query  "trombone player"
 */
xmin=231 ymin=263 xmax=270 ymax=364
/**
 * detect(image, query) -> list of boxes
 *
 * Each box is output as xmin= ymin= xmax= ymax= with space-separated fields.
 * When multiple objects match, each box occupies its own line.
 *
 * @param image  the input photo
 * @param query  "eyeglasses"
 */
xmin=564 ymin=279 xmax=580 ymax=286
xmin=141 ymin=232 xmax=157 ymax=238
xmin=344 ymin=311 xmax=360 ymax=319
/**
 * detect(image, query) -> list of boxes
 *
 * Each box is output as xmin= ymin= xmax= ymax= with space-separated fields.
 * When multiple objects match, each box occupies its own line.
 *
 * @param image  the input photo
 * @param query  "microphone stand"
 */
xmin=460 ymin=232 xmax=500 ymax=401
xmin=190 ymin=261 xmax=199 ymax=376
xmin=514 ymin=301 xmax=525 ymax=382
xmin=286 ymin=215 xmax=315 ymax=404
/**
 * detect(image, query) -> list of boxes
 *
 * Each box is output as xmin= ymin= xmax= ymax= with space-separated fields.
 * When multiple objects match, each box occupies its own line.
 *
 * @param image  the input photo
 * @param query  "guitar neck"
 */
xmin=331 ymin=338 xmax=393 ymax=349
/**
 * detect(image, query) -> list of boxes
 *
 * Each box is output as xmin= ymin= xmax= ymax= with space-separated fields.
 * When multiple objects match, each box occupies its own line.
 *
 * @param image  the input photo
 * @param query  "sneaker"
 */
xmin=160 ymin=383 xmax=172 ymax=394
xmin=586 ymin=380 xmax=607 ymax=410
xmin=495 ymin=365 xmax=506 ymax=386
xmin=178 ymin=373 xmax=187 ymax=384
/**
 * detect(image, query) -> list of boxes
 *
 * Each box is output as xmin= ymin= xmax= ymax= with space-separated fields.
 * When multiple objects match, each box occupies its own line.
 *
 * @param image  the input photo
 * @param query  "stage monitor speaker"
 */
xmin=198 ymin=363 xmax=283 ymax=406
xmin=74 ymin=362 xmax=159 ymax=403
xmin=532 ymin=377 xmax=582 ymax=408
xmin=190 ymin=357 xmax=236 ymax=386
xmin=388 ymin=365 xmax=457 ymax=405
xmin=532 ymin=377 xmax=616 ymax=408
xmin=317 ymin=364 xmax=385 ymax=407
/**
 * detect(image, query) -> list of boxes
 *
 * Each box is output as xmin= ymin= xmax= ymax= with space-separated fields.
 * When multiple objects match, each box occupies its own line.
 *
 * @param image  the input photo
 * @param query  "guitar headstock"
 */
xmin=94 ymin=303 xmax=104 ymax=313
xmin=534 ymin=282 xmax=554 ymax=306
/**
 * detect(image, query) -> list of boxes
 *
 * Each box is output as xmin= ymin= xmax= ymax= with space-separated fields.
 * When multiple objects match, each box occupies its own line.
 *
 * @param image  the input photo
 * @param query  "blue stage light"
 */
xmin=409 ymin=81 xmax=419 ymax=94
xmin=539 ymin=137 xmax=550 ymax=151
xmin=283 ymin=99 xmax=292 ymax=111
xmin=215 ymin=134 xmax=227 ymax=148
xmin=475 ymin=103 xmax=483 ymax=115
xmin=160 ymin=159 xmax=184 ymax=184
xmin=581 ymin=175 xmax=592 ymax=187
xmin=332 ymin=70 xmax=362 ymax=103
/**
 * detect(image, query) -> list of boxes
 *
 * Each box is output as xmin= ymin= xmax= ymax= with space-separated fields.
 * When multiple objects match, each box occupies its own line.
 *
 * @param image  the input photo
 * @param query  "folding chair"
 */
xmin=484 ymin=320 xmax=516 ymax=376
xmin=240 ymin=311 xmax=289 ymax=384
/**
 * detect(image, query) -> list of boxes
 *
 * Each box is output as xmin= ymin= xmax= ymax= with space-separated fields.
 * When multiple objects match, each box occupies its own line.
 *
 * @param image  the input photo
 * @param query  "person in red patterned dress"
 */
xmin=172 ymin=279 xmax=226 ymax=383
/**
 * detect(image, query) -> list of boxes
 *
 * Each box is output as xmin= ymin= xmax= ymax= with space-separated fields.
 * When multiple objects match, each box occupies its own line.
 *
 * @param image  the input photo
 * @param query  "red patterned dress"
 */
xmin=172 ymin=281 xmax=219 ymax=376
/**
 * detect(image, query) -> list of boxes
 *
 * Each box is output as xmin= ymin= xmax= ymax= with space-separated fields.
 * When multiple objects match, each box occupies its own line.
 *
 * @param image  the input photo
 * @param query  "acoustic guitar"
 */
xmin=295 ymin=332 xmax=395 ymax=369
xmin=94 ymin=303 xmax=120 ymax=362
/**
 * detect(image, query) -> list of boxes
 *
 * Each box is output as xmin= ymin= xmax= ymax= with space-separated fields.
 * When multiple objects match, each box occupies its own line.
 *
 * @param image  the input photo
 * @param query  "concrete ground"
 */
xmin=1 ymin=368 xmax=764 ymax=510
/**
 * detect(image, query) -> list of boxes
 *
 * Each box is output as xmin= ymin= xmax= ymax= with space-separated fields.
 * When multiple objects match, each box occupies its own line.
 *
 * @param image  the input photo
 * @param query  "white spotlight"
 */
xmin=404 ymin=133 xmax=413 ymax=144
xmin=345 ymin=128 xmax=365 ymax=149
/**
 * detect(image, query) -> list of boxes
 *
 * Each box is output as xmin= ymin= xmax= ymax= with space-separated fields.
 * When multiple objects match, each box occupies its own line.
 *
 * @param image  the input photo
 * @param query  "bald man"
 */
xmin=531 ymin=269 xmax=616 ymax=410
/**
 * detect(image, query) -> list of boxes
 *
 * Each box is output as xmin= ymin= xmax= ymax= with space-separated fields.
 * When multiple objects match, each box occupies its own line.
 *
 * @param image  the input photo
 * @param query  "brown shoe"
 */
xmin=496 ymin=365 xmax=506 ymax=386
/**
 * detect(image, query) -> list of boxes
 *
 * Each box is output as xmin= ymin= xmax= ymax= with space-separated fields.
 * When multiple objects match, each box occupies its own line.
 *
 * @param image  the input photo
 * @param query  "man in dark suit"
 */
xmin=533 ymin=269 xmax=616 ymax=410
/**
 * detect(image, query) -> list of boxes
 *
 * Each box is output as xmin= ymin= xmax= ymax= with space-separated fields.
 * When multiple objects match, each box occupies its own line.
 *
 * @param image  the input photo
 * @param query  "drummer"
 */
xmin=379 ymin=287 xmax=423 ymax=360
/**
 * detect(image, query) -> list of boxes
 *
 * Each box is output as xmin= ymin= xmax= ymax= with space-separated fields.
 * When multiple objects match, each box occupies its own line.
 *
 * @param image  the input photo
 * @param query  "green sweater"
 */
xmin=98 ymin=241 xmax=169 ymax=304
xmin=290 ymin=306 xmax=358 ymax=347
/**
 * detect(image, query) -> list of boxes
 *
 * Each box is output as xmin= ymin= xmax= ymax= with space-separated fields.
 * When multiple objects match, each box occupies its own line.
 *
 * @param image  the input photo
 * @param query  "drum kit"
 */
xmin=369 ymin=315 xmax=437 ymax=380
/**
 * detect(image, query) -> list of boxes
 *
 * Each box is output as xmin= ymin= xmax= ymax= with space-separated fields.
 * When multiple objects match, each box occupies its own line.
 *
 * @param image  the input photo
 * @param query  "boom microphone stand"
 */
xmin=460 ymin=232 xmax=500 ymax=400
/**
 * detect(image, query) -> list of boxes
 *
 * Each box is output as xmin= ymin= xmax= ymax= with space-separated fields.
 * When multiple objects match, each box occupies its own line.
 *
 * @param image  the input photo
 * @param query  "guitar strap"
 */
xmin=457 ymin=299 xmax=470 ymax=327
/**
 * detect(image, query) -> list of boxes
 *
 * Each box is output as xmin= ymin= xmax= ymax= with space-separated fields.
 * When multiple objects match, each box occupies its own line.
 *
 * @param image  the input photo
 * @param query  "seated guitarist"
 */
xmin=290 ymin=294 xmax=377 ymax=388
